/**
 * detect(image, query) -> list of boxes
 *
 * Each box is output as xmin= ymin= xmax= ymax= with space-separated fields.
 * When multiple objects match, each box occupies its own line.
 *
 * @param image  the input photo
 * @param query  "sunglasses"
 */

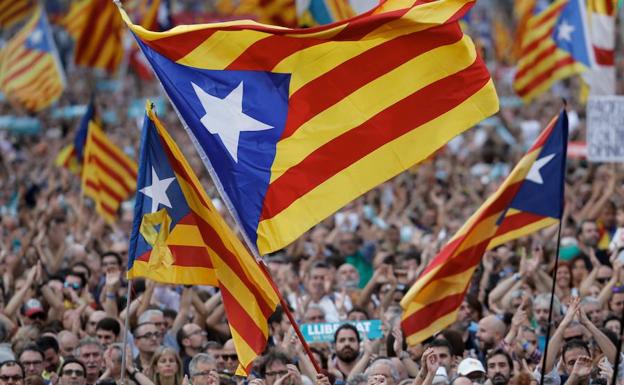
xmin=596 ymin=277 xmax=611 ymax=284
xmin=136 ymin=332 xmax=161 ymax=340
xmin=0 ymin=376 xmax=23 ymax=382
xmin=62 ymin=369 xmax=85 ymax=377
xmin=64 ymin=282 xmax=81 ymax=290
xmin=220 ymin=354 xmax=237 ymax=361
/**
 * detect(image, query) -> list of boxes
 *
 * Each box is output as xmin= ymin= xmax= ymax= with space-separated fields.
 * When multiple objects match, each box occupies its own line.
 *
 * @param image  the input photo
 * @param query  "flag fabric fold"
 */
xmin=119 ymin=0 xmax=499 ymax=256
xmin=127 ymin=105 xmax=280 ymax=375
xmin=513 ymin=0 xmax=594 ymax=102
xmin=81 ymin=119 xmax=137 ymax=224
xmin=401 ymin=110 xmax=569 ymax=345
xmin=0 ymin=6 xmax=65 ymax=112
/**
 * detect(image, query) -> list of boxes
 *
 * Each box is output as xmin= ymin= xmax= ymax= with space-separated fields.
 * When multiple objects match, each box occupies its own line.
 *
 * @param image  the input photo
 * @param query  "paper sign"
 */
xmin=300 ymin=320 xmax=383 ymax=343
xmin=587 ymin=96 xmax=624 ymax=162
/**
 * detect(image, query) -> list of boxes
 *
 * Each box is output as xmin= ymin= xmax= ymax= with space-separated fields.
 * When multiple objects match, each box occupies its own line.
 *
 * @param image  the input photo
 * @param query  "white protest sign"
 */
xmin=587 ymin=96 xmax=624 ymax=162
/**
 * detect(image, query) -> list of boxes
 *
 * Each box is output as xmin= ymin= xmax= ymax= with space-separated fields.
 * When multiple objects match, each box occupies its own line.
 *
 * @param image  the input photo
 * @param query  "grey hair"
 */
xmin=74 ymin=337 xmax=104 ymax=356
xmin=534 ymin=293 xmax=561 ymax=316
xmin=347 ymin=374 xmax=367 ymax=385
xmin=189 ymin=353 xmax=217 ymax=377
xmin=138 ymin=309 xmax=164 ymax=325
xmin=365 ymin=359 xmax=399 ymax=382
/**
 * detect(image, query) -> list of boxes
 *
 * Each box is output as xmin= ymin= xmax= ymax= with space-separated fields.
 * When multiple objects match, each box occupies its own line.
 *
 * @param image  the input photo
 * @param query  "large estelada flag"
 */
xmin=401 ymin=110 xmax=568 ymax=345
xmin=0 ymin=6 xmax=65 ymax=112
xmin=119 ymin=0 xmax=499 ymax=255
xmin=128 ymin=104 xmax=279 ymax=375
xmin=514 ymin=0 xmax=594 ymax=102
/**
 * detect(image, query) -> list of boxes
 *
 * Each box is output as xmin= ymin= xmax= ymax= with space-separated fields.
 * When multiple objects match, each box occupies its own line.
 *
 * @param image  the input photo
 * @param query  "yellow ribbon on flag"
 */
xmin=139 ymin=208 xmax=175 ymax=270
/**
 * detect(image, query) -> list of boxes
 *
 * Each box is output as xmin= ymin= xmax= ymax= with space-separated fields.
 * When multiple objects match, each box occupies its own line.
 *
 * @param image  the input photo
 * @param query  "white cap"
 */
xmin=457 ymin=358 xmax=485 ymax=376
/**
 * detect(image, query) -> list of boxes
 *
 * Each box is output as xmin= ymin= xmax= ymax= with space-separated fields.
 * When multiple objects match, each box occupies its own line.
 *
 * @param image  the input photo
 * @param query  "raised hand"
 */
xmin=570 ymin=356 xmax=592 ymax=380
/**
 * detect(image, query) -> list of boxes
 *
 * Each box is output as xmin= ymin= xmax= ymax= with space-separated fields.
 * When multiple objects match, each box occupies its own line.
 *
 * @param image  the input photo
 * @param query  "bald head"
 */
xmin=58 ymin=331 xmax=79 ymax=358
xmin=476 ymin=316 xmax=507 ymax=352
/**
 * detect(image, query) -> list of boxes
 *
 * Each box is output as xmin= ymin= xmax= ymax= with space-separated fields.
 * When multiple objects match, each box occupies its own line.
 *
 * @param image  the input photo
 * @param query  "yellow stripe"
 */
xmin=177 ymin=30 xmax=269 ymax=70
xmin=210 ymin=253 xmax=269 ymax=336
xmin=230 ymin=326 xmax=259 ymax=375
xmin=270 ymin=36 xmax=476 ymax=183
xmin=167 ymin=224 xmax=210 ymax=247
xmin=256 ymin=79 xmax=498 ymax=254
xmin=128 ymin=261 xmax=218 ymax=285
xmin=402 ymin=267 xmax=476 ymax=314
xmin=517 ymin=39 xmax=557 ymax=77
xmin=488 ymin=218 xmax=558 ymax=249
xmin=405 ymin=309 xmax=459 ymax=346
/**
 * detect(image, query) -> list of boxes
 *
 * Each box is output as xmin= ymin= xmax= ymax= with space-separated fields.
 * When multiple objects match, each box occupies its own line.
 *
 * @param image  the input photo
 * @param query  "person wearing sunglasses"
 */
xmin=59 ymin=359 xmax=87 ymax=385
xmin=134 ymin=323 xmax=162 ymax=372
xmin=0 ymin=361 xmax=24 ymax=385
xmin=215 ymin=340 xmax=237 ymax=376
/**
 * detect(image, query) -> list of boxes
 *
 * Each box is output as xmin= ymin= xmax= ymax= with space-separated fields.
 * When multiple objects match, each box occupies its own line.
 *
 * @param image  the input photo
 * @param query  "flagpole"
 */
xmin=259 ymin=262 xmax=323 ymax=375
xmin=539 ymin=220 xmax=563 ymax=385
xmin=120 ymin=279 xmax=134 ymax=385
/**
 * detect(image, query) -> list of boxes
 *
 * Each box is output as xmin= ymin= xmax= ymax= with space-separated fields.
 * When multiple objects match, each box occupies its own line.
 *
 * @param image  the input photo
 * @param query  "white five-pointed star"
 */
xmin=29 ymin=29 xmax=43 ymax=45
xmin=140 ymin=168 xmax=175 ymax=213
xmin=557 ymin=20 xmax=575 ymax=42
xmin=526 ymin=154 xmax=556 ymax=184
xmin=192 ymin=81 xmax=272 ymax=162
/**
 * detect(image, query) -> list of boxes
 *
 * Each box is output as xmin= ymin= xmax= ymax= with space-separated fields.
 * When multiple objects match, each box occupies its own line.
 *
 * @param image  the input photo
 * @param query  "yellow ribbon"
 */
xmin=139 ymin=208 xmax=175 ymax=270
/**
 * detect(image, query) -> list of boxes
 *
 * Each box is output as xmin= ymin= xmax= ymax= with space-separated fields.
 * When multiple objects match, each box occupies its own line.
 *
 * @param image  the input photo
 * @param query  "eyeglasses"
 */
xmin=0 ymin=375 xmax=23 ymax=382
xmin=136 ymin=332 xmax=161 ymax=340
xmin=62 ymin=369 xmax=85 ymax=377
xmin=191 ymin=370 xmax=215 ymax=378
xmin=265 ymin=370 xmax=288 ymax=377
xmin=64 ymin=282 xmax=81 ymax=290
xmin=187 ymin=330 xmax=207 ymax=338
xmin=597 ymin=277 xmax=610 ymax=284
xmin=220 ymin=354 xmax=237 ymax=361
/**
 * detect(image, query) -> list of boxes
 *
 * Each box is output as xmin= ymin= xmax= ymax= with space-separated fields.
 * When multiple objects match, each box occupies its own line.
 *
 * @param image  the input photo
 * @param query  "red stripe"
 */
xmin=220 ymin=284 xmax=270 ymax=357
xmin=495 ymin=211 xmax=548 ymax=236
xmin=594 ymin=46 xmax=615 ymax=66
xmin=74 ymin=0 xmax=103 ymax=61
xmin=519 ymin=24 xmax=557 ymax=57
xmin=515 ymin=43 xmax=557 ymax=80
xmin=515 ymin=56 xmax=576 ymax=97
xmin=7 ymin=65 xmax=56 ymax=94
xmin=84 ymin=177 xmax=124 ymax=202
xmin=85 ymin=180 xmax=118 ymax=215
xmin=91 ymin=134 xmax=137 ymax=178
xmin=282 ymin=23 xmax=462 ymax=139
xmin=86 ymin=155 xmax=134 ymax=195
xmin=136 ymin=244 xmax=214 ymax=267
xmin=193 ymin=218 xmax=275 ymax=318
xmin=84 ymin=4 xmax=120 ymax=71
xmin=2 ymin=52 xmax=46 ymax=87
xmin=140 ymin=29 xmax=218 ymax=63
xmin=260 ymin=58 xmax=491 ymax=221
xmin=401 ymin=291 xmax=467 ymax=336
xmin=226 ymin=36 xmax=325 ymax=71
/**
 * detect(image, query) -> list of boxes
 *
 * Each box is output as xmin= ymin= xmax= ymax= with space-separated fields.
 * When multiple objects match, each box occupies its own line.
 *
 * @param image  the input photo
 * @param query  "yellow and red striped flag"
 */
xmin=59 ymin=0 xmax=91 ymax=41
xmin=0 ymin=0 xmax=34 ymax=29
xmin=120 ymin=0 xmax=499 ymax=256
xmin=74 ymin=0 xmax=124 ymax=75
xmin=401 ymin=111 xmax=569 ymax=345
xmin=0 ymin=6 xmax=66 ymax=112
xmin=81 ymin=122 xmax=137 ymax=224
xmin=128 ymin=105 xmax=279 ymax=375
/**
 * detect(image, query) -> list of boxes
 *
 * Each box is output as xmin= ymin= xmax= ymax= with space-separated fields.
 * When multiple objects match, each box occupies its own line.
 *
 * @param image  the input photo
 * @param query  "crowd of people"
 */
xmin=2 ymin=2 xmax=624 ymax=385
